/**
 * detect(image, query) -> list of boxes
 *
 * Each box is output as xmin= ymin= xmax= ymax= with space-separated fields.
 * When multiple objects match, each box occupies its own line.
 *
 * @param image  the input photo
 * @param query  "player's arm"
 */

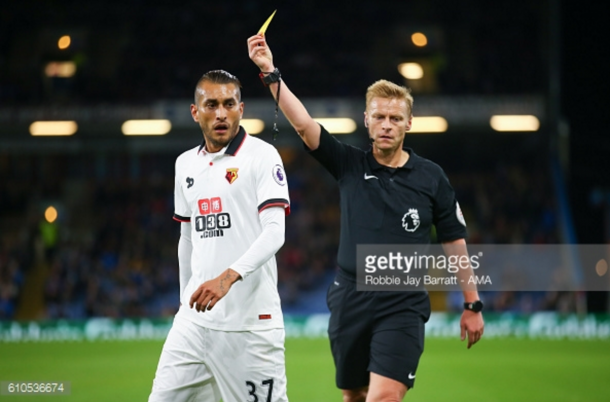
xmin=441 ymin=238 xmax=485 ymax=349
xmin=247 ymin=34 xmax=321 ymax=150
xmin=230 ymin=206 xmax=285 ymax=278
xmin=178 ymin=222 xmax=192 ymax=299
xmin=189 ymin=207 xmax=285 ymax=312
xmin=173 ymin=159 xmax=194 ymax=305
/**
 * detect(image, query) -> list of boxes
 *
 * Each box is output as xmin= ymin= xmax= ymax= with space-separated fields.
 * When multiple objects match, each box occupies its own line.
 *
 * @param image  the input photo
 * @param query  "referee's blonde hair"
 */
xmin=366 ymin=80 xmax=413 ymax=118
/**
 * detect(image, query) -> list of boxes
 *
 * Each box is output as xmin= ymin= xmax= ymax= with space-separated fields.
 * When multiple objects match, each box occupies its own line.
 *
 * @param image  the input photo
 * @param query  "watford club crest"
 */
xmin=225 ymin=168 xmax=239 ymax=184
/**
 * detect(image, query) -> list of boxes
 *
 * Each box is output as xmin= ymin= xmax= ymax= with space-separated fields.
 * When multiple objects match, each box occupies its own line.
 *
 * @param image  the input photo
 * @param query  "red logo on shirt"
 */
xmin=225 ymin=168 xmax=239 ymax=184
xmin=198 ymin=197 xmax=222 ymax=215
xmin=259 ymin=314 xmax=272 ymax=320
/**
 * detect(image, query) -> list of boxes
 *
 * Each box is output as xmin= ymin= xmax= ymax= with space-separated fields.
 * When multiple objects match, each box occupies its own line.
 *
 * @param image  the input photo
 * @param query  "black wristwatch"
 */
xmin=464 ymin=300 xmax=484 ymax=313
xmin=259 ymin=68 xmax=281 ymax=86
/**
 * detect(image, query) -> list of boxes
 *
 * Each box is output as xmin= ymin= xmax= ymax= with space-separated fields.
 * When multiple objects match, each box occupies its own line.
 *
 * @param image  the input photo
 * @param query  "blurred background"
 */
xmin=1 ymin=0 xmax=609 ymax=323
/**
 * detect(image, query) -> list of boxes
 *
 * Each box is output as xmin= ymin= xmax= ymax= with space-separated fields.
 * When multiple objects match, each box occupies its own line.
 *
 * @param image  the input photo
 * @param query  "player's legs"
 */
xmin=149 ymin=316 xmax=221 ymax=402
xmin=206 ymin=328 xmax=289 ymax=402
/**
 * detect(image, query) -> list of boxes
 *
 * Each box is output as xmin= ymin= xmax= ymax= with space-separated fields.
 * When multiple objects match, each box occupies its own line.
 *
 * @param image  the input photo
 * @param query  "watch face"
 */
xmin=466 ymin=301 xmax=483 ymax=312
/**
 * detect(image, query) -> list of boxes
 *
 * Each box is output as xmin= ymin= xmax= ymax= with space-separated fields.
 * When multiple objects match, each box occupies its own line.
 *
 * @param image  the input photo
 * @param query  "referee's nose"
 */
xmin=381 ymin=116 xmax=392 ymax=131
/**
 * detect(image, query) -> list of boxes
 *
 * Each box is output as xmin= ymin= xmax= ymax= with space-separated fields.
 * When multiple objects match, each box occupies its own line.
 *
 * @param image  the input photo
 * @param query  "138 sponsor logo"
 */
xmin=195 ymin=197 xmax=231 ymax=238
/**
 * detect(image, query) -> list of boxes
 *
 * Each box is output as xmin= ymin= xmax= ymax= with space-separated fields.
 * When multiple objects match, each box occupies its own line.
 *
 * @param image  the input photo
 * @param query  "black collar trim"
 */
xmin=198 ymin=126 xmax=247 ymax=156
xmin=367 ymin=147 xmax=416 ymax=171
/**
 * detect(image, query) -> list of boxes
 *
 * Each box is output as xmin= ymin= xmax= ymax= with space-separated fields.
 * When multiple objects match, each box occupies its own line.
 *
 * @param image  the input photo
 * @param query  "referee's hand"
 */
xmin=248 ymin=35 xmax=274 ymax=73
xmin=189 ymin=268 xmax=242 ymax=312
xmin=460 ymin=310 xmax=484 ymax=349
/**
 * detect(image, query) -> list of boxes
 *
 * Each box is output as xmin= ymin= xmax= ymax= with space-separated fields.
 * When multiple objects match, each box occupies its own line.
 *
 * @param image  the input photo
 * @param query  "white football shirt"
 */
xmin=173 ymin=127 xmax=290 ymax=331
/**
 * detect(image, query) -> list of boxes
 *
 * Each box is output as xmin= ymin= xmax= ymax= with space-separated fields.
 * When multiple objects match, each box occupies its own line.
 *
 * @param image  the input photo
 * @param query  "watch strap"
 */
xmin=464 ymin=300 xmax=483 ymax=312
xmin=259 ymin=68 xmax=281 ymax=86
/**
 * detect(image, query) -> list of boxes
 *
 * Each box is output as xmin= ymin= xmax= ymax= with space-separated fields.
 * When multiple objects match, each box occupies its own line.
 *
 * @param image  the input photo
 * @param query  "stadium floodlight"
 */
xmin=398 ymin=63 xmax=424 ymax=80
xmin=241 ymin=119 xmax=265 ymax=134
xmin=58 ymin=35 xmax=71 ymax=50
xmin=45 ymin=62 xmax=76 ymax=77
xmin=313 ymin=118 xmax=357 ymax=134
xmin=29 ymin=121 xmax=77 ymax=136
xmin=409 ymin=116 xmax=448 ymax=133
xmin=490 ymin=115 xmax=540 ymax=132
xmin=411 ymin=32 xmax=428 ymax=47
xmin=122 ymin=119 xmax=171 ymax=135
xmin=45 ymin=206 xmax=58 ymax=223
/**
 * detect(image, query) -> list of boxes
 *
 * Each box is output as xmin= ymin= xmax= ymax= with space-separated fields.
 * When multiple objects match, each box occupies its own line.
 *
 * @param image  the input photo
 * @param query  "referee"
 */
xmin=249 ymin=35 xmax=484 ymax=401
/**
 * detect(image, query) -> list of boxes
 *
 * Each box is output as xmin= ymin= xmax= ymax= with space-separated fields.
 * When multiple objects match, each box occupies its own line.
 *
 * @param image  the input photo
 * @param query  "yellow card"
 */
xmin=258 ymin=10 xmax=277 ymax=35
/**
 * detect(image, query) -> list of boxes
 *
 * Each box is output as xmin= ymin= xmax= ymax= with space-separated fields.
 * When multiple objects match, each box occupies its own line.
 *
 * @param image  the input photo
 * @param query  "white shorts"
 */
xmin=149 ymin=316 xmax=288 ymax=402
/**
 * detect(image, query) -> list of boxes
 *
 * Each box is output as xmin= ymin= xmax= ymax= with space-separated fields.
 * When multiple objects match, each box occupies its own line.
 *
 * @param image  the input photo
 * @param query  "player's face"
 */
xmin=364 ymin=97 xmax=412 ymax=152
xmin=191 ymin=82 xmax=244 ymax=153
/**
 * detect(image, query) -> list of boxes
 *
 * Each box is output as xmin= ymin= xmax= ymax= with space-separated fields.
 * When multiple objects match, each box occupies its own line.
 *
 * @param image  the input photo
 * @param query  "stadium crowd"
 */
xmin=0 ymin=148 xmax=568 ymax=320
xmin=1 ymin=0 xmax=545 ymax=105
xmin=0 ymin=0 xmax=568 ymax=320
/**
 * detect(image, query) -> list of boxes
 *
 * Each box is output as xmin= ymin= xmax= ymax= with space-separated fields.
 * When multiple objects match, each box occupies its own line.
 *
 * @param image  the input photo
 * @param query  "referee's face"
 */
xmin=191 ymin=82 xmax=244 ymax=153
xmin=365 ymin=97 xmax=412 ymax=152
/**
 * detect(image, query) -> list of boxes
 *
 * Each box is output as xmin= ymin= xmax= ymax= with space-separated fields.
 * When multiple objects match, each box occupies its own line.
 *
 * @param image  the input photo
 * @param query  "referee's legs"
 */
xmin=342 ymin=373 xmax=407 ymax=402
xmin=341 ymin=386 xmax=368 ymax=402
xmin=366 ymin=372 xmax=408 ymax=401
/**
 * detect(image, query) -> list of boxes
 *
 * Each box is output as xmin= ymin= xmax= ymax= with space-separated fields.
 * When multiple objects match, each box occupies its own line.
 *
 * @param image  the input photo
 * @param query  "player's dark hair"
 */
xmin=194 ymin=70 xmax=242 ymax=103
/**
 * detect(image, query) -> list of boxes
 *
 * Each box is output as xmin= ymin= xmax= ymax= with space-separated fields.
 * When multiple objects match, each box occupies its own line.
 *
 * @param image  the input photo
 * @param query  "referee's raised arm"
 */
xmin=247 ymin=34 xmax=321 ymax=150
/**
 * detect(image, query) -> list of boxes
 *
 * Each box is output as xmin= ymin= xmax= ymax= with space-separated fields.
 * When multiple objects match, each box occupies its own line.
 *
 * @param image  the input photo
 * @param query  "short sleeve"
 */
xmin=306 ymin=124 xmax=355 ymax=180
xmin=433 ymin=170 xmax=467 ymax=242
xmin=256 ymin=147 xmax=291 ymax=215
xmin=173 ymin=159 xmax=191 ymax=222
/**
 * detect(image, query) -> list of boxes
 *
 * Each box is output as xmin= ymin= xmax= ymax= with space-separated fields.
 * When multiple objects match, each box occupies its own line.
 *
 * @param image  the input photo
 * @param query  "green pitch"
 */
xmin=1 ymin=338 xmax=609 ymax=401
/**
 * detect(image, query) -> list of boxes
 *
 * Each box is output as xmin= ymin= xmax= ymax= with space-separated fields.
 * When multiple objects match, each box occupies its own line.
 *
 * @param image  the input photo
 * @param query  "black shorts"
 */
xmin=326 ymin=269 xmax=431 ymax=390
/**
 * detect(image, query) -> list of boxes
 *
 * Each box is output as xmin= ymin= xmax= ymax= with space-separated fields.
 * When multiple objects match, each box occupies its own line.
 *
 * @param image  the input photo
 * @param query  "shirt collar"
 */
xmin=198 ymin=126 xmax=247 ymax=156
xmin=367 ymin=147 xmax=417 ymax=171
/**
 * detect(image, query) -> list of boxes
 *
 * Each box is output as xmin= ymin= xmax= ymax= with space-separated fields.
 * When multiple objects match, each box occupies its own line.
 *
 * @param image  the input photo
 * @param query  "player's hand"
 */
xmin=189 ymin=268 xmax=242 ymax=312
xmin=248 ymin=35 xmax=274 ymax=73
xmin=460 ymin=310 xmax=484 ymax=349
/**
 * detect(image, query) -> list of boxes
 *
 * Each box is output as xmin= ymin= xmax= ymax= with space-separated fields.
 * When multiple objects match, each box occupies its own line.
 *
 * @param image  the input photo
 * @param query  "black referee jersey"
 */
xmin=307 ymin=125 xmax=467 ymax=276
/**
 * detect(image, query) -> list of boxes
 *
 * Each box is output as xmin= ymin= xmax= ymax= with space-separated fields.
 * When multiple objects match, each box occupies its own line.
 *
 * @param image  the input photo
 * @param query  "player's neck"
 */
xmin=373 ymin=147 xmax=409 ymax=168
xmin=205 ymin=146 xmax=221 ymax=155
